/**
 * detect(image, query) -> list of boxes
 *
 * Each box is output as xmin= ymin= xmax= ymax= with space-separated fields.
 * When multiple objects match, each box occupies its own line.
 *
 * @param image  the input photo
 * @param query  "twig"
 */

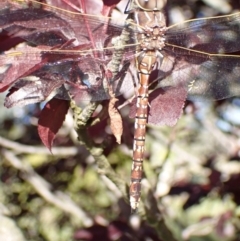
xmin=0 ymin=135 xmax=79 ymax=156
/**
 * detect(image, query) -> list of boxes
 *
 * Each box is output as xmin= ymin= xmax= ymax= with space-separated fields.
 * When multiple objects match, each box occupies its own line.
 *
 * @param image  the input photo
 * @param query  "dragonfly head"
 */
xmin=135 ymin=0 xmax=167 ymax=11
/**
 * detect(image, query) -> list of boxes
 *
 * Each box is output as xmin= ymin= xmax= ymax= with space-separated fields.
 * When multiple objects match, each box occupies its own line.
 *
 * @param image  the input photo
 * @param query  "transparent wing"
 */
xmin=155 ymin=46 xmax=240 ymax=100
xmin=166 ymin=12 xmax=240 ymax=54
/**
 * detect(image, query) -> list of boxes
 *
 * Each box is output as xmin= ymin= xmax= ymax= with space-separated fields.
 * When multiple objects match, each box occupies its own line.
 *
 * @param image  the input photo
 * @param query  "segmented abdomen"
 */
xmin=130 ymin=52 xmax=157 ymax=211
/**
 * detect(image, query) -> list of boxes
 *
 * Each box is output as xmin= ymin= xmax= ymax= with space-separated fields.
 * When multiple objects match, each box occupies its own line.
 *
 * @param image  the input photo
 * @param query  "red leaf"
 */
xmin=0 ymin=45 xmax=43 ymax=92
xmin=46 ymin=0 xmax=103 ymax=14
xmin=103 ymin=0 xmax=121 ymax=6
xmin=129 ymin=85 xmax=187 ymax=126
xmin=38 ymin=98 xmax=70 ymax=151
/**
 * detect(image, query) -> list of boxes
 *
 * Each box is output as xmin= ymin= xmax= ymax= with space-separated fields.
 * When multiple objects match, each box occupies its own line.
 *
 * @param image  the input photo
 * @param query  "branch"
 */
xmin=71 ymin=101 xmax=128 ymax=205
xmin=0 ymin=135 xmax=79 ymax=156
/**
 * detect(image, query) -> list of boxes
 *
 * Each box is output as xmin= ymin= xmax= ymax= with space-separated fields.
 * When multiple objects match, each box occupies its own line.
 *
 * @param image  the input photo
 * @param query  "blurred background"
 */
xmin=1 ymin=0 xmax=240 ymax=240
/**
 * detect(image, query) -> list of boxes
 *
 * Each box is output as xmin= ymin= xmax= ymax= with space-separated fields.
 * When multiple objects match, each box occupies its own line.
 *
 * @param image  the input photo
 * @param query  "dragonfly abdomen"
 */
xmin=130 ymin=50 xmax=159 ymax=211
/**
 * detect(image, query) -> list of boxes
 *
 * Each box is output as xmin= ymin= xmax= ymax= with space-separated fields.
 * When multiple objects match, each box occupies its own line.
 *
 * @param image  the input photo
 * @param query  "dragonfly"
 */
xmin=2 ymin=0 xmax=240 ymax=211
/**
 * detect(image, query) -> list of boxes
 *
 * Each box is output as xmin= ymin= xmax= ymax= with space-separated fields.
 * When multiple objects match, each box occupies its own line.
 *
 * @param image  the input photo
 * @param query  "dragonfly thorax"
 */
xmin=138 ymin=26 xmax=166 ymax=51
xmin=135 ymin=9 xmax=166 ymax=51
xmin=135 ymin=0 xmax=166 ymax=11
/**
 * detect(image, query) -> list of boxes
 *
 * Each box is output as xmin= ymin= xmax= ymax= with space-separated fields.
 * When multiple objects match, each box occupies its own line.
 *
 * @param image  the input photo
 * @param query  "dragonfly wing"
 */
xmin=0 ymin=1 xmax=137 ymax=103
xmin=0 ymin=1 xmax=126 ymax=51
xmin=0 ymin=44 xmax=135 ymax=104
xmin=155 ymin=47 xmax=240 ymax=100
xmin=166 ymin=12 xmax=240 ymax=54
xmin=185 ymin=55 xmax=240 ymax=100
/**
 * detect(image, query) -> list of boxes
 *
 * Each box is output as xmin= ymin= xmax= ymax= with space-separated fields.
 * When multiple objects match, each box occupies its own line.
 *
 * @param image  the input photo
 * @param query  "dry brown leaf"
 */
xmin=108 ymin=96 xmax=123 ymax=144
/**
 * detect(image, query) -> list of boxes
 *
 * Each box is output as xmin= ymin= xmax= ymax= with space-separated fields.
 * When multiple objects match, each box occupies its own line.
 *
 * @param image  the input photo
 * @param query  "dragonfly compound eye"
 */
xmin=135 ymin=0 xmax=166 ymax=11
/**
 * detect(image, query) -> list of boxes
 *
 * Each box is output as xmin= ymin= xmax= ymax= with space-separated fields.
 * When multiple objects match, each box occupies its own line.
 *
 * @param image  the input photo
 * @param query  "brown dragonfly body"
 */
xmin=130 ymin=2 xmax=166 ymax=210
